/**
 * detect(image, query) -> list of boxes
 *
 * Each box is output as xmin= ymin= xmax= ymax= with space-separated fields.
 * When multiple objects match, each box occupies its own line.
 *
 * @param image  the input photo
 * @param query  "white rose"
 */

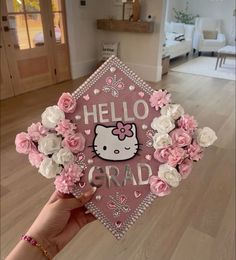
xmin=196 ymin=127 xmax=217 ymax=147
xmin=158 ymin=163 xmax=182 ymax=187
xmin=151 ymin=115 xmax=175 ymax=134
xmin=38 ymin=133 xmax=61 ymax=155
xmin=52 ymin=148 xmax=74 ymax=165
xmin=41 ymin=105 xmax=65 ymax=129
xmin=161 ymin=104 xmax=184 ymax=120
xmin=39 ymin=157 xmax=61 ymax=178
xmin=153 ymin=133 xmax=172 ymax=149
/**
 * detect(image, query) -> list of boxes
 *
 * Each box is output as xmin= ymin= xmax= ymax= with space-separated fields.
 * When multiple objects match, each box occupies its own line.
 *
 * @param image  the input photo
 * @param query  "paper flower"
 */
xmin=55 ymin=119 xmax=77 ymax=137
xmin=187 ymin=140 xmax=203 ymax=161
xmin=151 ymin=115 xmax=175 ymax=134
xmin=62 ymin=133 xmax=86 ymax=153
xmin=112 ymin=122 xmax=133 ymax=140
xmin=167 ymin=147 xmax=186 ymax=167
xmin=28 ymin=151 xmax=45 ymax=168
xmin=149 ymin=176 xmax=171 ymax=197
xmin=160 ymin=104 xmax=184 ymax=120
xmin=149 ymin=89 xmax=171 ymax=111
xmin=170 ymin=128 xmax=192 ymax=148
xmin=153 ymin=133 xmax=172 ymax=149
xmin=54 ymin=163 xmax=83 ymax=194
xmin=41 ymin=105 xmax=65 ymax=129
xmin=153 ymin=148 xmax=170 ymax=163
xmin=158 ymin=163 xmax=182 ymax=187
xmin=178 ymin=114 xmax=198 ymax=134
xmin=57 ymin=92 xmax=77 ymax=113
xmin=38 ymin=157 xmax=61 ymax=179
xmin=178 ymin=158 xmax=193 ymax=179
xmin=15 ymin=132 xmax=36 ymax=154
xmin=196 ymin=127 xmax=217 ymax=147
xmin=54 ymin=174 xmax=76 ymax=194
xmin=52 ymin=148 xmax=74 ymax=165
xmin=38 ymin=133 xmax=62 ymax=155
xmin=27 ymin=122 xmax=48 ymax=141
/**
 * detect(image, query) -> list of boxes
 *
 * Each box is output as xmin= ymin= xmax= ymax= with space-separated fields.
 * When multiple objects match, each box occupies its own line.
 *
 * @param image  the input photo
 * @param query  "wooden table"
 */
xmin=215 ymin=45 xmax=236 ymax=70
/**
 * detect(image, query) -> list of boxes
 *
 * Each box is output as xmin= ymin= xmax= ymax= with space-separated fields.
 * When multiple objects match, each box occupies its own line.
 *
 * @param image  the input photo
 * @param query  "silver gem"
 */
xmin=110 ymin=67 xmax=116 ymax=73
xmin=96 ymin=195 xmax=102 ymax=200
xmin=142 ymin=124 xmax=147 ymax=130
xmin=75 ymin=115 xmax=81 ymax=120
xmin=94 ymin=89 xmax=100 ymax=95
xmin=88 ymin=159 xmax=93 ymax=164
xmin=129 ymin=85 xmax=135 ymax=91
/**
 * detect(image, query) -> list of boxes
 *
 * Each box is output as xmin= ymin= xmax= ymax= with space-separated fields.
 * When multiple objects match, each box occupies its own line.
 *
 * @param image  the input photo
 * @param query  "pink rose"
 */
xmin=54 ymin=163 xmax=83 ymax=194
xmin=62 ymin=163 xmax=83 ymax=182
xmin=57 ymin=92 xmax=77 ymax=113
xmin=55 ymin=119 xmax=77 ymax=137
xmin=54 ymin=174 xmax=75 ymax=194
xmin=28 ymin=151 xmax=45 ymax=168
xmin=149 ymin=176 xmax=171 ymax=197
xmin=27 ymin=122 xmax=48 ymax=141
xmin=187 ymin=141 xmax=203 ymax=161
xmin=178 ymin=158 xmax=193 ymax=179
xmin=167 ymin=147 xmax=186 ymax=167
xmin=178 ymin=114 xmax=198 ymax=134
xmin=154 ymin=148 xmax=170 ymax=163
xmin=170 ymin=128 xmax=192 ymax=147
xmin=15 ymin=132 xmax=36 ymax=154
xmin=149 ymin=89 xmax=171 ymax=111
xmin=62 ymin=133 xmax=85 ymax=153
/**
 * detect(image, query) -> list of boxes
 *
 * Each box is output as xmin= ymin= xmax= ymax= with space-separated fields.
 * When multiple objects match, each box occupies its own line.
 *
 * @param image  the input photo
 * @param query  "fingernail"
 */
xmin=84 ymin=187 xmax=96 ymax=197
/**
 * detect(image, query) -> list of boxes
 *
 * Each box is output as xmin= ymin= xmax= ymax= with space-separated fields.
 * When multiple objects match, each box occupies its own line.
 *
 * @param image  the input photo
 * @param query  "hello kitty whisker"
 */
xmin=92 ymin=154 xmax=99 ymax=158
xmin=88 ymin=145 xmax=95 ymax=148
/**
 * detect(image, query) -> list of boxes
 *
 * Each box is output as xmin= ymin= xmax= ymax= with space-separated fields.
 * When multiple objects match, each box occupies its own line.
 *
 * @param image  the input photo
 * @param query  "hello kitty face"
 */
xmin=93 ymin=122 xmax=140 ymax=161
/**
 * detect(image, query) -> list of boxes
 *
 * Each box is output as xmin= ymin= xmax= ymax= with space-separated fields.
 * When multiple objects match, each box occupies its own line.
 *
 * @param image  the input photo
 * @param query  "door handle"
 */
xmin=4 ymin=26 xmax=9 ymax=32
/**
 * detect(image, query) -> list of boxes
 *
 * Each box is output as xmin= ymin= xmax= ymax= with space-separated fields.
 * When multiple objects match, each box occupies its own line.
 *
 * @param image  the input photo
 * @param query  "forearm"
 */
xmin=6 ymin=240 xmax=48 ymax=260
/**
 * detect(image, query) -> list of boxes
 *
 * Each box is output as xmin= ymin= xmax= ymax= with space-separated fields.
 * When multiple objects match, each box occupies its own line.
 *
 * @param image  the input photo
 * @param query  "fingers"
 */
xmin=55 ymin=187 xmax=97 ymax=210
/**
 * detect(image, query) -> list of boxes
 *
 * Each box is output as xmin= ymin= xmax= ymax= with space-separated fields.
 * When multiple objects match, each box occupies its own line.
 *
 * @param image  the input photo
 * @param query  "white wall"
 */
xmin=167 ymin=0 xmax=235 ymax=44
xmin=97 ymin=0 xmax=165 ymax=82
xmin=66 ymin=0 xmax=165 ymax=82
xmin=65 ymin=0 xmax=108 ymax=79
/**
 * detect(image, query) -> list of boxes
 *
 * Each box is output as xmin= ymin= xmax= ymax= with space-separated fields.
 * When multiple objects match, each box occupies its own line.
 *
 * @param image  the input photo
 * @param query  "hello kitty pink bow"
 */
xmin=112 ymin=122 xmax=133 ymax=140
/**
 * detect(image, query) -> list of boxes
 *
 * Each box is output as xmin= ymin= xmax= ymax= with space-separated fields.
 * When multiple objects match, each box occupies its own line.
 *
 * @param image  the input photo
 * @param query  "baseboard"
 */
xmin=71 ymin=59 xmax=162 ymax=83
xmin=70 ymin=59 xmax=98 ymax=79
xmin=125 ymin=62 xmax=162 ymax=82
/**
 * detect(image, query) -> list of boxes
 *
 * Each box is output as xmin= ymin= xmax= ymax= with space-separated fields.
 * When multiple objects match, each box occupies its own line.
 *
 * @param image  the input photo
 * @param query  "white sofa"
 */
xmin=193 ymin=17 xmax=226 ymax=55
xmin=164 ymin=22 xmax=195 ymax=59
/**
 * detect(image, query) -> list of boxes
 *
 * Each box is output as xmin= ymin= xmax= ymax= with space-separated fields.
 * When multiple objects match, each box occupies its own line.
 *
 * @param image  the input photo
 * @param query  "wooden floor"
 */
xmin=1 ymin=69 xmax=235 ymax=260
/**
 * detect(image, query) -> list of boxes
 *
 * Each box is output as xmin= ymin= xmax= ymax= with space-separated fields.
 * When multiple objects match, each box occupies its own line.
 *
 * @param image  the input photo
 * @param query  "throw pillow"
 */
xmin=203 ymin=30 xmax=218 ymax=39
xmin=174 ymin=34 xmax=185 ymax=41
xmin=101 ymin=42 xmax=119 ymax=61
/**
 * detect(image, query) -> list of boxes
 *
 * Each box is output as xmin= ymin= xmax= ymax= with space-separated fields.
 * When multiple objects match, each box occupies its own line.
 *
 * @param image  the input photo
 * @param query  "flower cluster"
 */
xmin=149 ymin=90 xmax=217 ymax=197
xmin=15 ymin=93 xmax=84 ymax=194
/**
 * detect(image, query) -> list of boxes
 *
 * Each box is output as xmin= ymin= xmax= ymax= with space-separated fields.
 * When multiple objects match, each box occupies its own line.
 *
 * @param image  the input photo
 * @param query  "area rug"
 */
xmin=171 ymin=56 xmax=235 ymax=81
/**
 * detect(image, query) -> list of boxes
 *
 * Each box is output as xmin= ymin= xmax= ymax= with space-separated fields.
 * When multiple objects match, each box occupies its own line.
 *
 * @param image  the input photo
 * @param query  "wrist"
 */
xmin=26 ymin=229 xmax=59 ymax=258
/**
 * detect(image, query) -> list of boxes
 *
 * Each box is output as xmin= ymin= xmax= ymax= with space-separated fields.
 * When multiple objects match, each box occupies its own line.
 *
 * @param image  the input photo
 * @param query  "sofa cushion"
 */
xmin=203 ymin=30 xmax=218 ymax=39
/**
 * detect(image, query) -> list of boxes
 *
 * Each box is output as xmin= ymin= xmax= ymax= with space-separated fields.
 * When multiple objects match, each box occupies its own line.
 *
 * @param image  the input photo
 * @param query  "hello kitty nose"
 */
xmin=114 ymin=149 xmax=120 ymax=154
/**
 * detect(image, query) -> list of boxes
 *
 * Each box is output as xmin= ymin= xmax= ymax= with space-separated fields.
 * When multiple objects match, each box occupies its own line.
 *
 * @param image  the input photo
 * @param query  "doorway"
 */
xmin=0 ymin=0 xmax=71 ymax=100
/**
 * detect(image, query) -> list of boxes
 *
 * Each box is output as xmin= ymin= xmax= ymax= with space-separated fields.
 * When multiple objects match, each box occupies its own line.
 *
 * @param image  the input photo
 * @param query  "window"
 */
xmin=7 ymin=0 xmax=44 ymax=49
xmin=51 ymin=0 xmax=65 ymax=44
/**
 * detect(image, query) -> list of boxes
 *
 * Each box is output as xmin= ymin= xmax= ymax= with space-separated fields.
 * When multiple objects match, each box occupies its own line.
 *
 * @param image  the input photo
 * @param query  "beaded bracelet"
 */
xmin=21 ymin=234 xmax=52 ymax=260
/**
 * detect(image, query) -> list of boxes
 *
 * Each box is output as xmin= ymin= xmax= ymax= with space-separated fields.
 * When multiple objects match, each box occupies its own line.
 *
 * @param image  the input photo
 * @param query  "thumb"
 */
xmin=55 ymin=187 xmax=97 ymax=210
